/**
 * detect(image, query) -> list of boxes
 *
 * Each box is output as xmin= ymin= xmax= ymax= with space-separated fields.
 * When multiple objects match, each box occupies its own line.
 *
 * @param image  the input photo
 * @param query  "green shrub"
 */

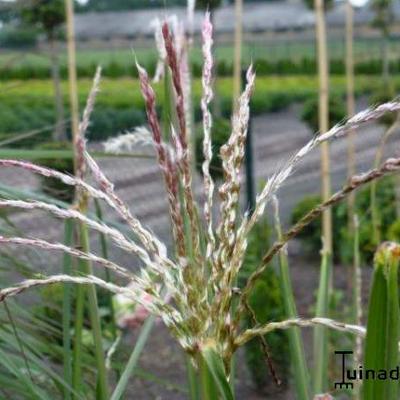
xmin=301 ymin=94 xmax=346 ymax=133
xmin=337 ymin=177 xmax=397 ymax=263
xmin=0 ymin=26 xmax=38 ymax=48
xmin=215 ymin=60 xmax=232 ymax=77
xmin=239 ymin=221 xmax=289 ymax=389
xmin=291 ymin=195 xmax=323 ymax=254
xmin=0 ymin=104 xmax=54 ymax=147
xmin=0 ymin=102 xmax=146 ymax=145
xmin=2 ymin=57 xmax=400 ymax=81
xmin=37 ymin=141 xmax=75 ymax=202
xmin=195 ymin=117 xmax=231 ymax=180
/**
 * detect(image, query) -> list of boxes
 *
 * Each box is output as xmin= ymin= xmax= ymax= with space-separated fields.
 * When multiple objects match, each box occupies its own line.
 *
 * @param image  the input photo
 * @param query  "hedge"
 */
xmin=0 ymin=74 xmax=392 ymax=146
xmin=1 ymin=56 xmax=399 ymax=81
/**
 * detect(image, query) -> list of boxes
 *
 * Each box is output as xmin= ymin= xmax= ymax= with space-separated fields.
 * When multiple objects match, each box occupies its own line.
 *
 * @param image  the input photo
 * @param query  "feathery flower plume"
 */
xmin=84 ymin=150 xmax=172 ymax=264
xmin=216 ymin=65 xmax=255 ymax=272
xmin=234 ymin=317 xmax=366 ymax=348
xmin=201 ymin=11 xmax=215 ymax=260
xmin=75 ymin=66 xmax=102 ymax=209
xmin=136 ymin=60 xmax=186 ymax=258
xmin=0 ymin=159 xmax=170 ymax=268
xmin=162 ymin=22 xmax=201 ymax=259
xmin=0 ymin=199 xmax=169 ymax=277
xmin=0 ymin=235 xmax=142 ymax=283
xmin=0 ymin=275 xmax=183 ymax=334
xmin=103 ymin=127 xmax=153 ymax=153
xmin=210 ymin=66 xmax=256 ymax=343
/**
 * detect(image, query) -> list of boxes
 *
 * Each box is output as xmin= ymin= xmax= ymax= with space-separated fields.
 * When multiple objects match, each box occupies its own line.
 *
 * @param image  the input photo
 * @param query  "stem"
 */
xmin=186 ymin=356 xmax=200 ymax=400
xmin=72 ymin=257 xmax=85 ymax=398
xmin=352 ymin=216 xmax=362 ymax=399
xmin=273 ymin=201 xmax=310 ymax=400
xmin=313 ymin=252 xmax=332 ymax=394
xmin=345 ymin=0 xmax=356 ymax=231
xmin=72 ymin=223 xmax=108 ymax=400
xmin=81 ymin=223 xmax=109 ymax=399
xmin=163 ymin=64 xmax=174 ymax=141
xmin=198 ymin=355 xmax=218 ymax=400
xmin=111 ymin=315 xmax=157 ymax=400
xmin=62 ymin=220 xmax=74 ymax=400
xmin=315 ymin=0 xmax=332 ymax=256
xmin=94 ymin=200 xmax=118 ymax=346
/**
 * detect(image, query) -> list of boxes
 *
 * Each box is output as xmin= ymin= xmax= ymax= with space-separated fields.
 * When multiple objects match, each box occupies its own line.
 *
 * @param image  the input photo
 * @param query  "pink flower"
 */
xmin=115 ymin=292 xmax=159 ymax=330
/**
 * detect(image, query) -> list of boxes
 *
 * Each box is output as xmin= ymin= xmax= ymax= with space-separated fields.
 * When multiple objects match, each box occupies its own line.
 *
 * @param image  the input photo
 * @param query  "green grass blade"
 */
xmin=94 ymin=199 xmax=118 ymax=342
xmin=72 ymin=270 xmax=85 ymax=398
xmin=363 ymin=243 xmax=400 ymax=400
xmin=72 ymin=222 xmax=108 ymax=400
xmin=0 ymin=327 xmax=85 ymax=400
xmin=352 ymin=216 xmax=361 ymax=326
xmin=370 ymin=180 xmax=381 ymax=246
xmin=0 ymin=348 xmax=48 ymax=400
xmin=111 ymin=315 xmax=157 ymax=400
xmin=3 ymin=300 xmax=34 ymax=383
xmin=199 ymin=355 xmax=219 ymax=400
xmin=200 ymin=341 xmax=234 ymax=400
xmin=273 ymin=203 xmax=310 ymax=400
xmin=313 ymin=252 xmax=332 ymax=395
xmin=62 ymin=220 xmax=74 ymax=400
xmin=80 ymin=223 xmax=109 ymax=400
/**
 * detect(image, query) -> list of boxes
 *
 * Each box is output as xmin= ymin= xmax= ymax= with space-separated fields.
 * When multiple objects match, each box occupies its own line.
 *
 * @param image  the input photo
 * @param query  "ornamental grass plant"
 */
xmin=1 ymin=11 xmax=400 ymax=400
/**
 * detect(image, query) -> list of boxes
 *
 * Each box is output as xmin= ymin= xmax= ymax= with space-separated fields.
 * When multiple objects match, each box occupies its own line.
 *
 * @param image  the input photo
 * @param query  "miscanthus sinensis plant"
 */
xmin=2 ymin=12 xmax=400 ymax=398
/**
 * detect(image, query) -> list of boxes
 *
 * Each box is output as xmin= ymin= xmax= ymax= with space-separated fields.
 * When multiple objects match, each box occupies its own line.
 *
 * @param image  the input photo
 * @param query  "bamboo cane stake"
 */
xmin=232 ymin=0 xmax=243 ymax=106
xmin=65 ymin=0 xmax=80 ymax=174
xmin=346 ymin=0 xmax=356 ymax=229
xmin=315 ymin=0 xmax=332 ymax=255
xmin=313 ymin=0 xmax=332 ymax=393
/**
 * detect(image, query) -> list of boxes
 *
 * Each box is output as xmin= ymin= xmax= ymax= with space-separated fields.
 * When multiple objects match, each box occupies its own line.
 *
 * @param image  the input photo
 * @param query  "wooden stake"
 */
xmin=65 ymin=0 xmax=80 ymax=174
xmin=346 ymin=1 xmax=356 ymax=229
xmin=313 ymin=2 xmax=333 ymax=394
xmin=233 ymin=0 xmax=243 ymax=106
xmin=315 ymin=0 xmax=332 ymax=255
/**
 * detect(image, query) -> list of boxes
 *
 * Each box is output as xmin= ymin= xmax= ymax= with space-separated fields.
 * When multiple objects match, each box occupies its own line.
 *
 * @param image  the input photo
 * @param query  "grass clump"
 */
xmin=301 ymin=94 xmax=346 ymax=132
